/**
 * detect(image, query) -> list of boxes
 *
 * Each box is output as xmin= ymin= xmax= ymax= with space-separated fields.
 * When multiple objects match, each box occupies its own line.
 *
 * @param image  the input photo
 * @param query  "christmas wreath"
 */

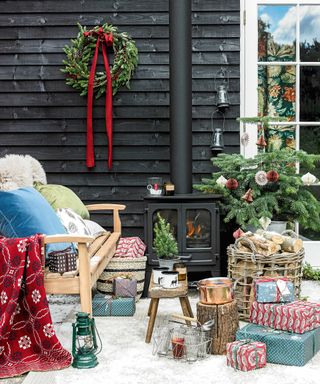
xmin=61 ymin=23 xmax=138 ymax=170
xmin=62 ymin=23 xmax=138 ymax=98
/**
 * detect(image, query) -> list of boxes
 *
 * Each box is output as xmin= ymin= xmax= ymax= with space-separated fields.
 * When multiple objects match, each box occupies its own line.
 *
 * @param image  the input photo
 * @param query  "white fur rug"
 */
xmin=0 ymin=154 xmax=46 ymax=190
xmin=20 ymin=281 xmax=320 ymax=384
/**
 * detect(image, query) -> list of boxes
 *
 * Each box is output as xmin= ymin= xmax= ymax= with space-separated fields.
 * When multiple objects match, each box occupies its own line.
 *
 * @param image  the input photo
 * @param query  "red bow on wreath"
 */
xmin=83 ymin=27 xmax=113 ymax=169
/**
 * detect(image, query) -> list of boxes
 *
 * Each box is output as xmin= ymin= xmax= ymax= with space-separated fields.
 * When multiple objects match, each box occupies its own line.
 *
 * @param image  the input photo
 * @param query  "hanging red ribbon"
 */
xmin=84 ymin=27 xmax=113 ymax=169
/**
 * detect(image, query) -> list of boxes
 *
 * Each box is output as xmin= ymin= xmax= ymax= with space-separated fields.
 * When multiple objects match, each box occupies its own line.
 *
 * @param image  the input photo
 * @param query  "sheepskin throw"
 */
xmin=0 ymin=154 xmax=47 ymax=190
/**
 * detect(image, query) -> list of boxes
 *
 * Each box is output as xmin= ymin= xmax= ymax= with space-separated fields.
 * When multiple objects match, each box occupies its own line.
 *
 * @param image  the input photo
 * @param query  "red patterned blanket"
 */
xmin=0 ymin=235 xmax=71 ymax=378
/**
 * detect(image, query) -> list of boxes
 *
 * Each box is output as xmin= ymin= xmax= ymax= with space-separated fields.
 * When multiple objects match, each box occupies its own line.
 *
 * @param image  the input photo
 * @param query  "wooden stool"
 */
xmin=197 ymin=300 xmax=239 ymax=355
xmin=145 ymin=275 xmax=193 ymax=343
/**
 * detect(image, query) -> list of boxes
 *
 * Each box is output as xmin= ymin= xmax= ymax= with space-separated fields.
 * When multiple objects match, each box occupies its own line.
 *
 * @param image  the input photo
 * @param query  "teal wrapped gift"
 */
xmin=236 ymin=324 xmax=320 ymax=366
xmin=92 ymin=294 xmax=135 ymax=316
xmin=255 ymin=278 xmax=294 ymax=303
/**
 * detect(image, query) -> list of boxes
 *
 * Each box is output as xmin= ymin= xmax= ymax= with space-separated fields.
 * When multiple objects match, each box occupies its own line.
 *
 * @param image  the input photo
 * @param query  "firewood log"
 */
xmin=281 ymin=236 xmax=303 ymax=253
xmin=256 ymin=229 xmax=284 ymax=244
xmin=197 ymin=301 xmax=239 ymax=355
xmin=239 ymin=234 xmax=281 ymax=256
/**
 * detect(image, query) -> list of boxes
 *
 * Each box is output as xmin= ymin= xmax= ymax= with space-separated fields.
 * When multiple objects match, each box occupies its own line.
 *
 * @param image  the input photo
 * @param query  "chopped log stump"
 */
xmin=197 ymin=300 xmax=239 ymax=355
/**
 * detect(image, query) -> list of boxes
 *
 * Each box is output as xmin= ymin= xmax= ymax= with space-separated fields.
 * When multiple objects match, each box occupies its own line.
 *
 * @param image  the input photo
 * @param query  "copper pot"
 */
xmin=198 ymin=277 xmax=234 ymax=305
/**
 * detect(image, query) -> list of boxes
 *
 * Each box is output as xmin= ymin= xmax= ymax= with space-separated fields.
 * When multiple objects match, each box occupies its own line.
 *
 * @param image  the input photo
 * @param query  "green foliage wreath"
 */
xmin=62 ymin=23 xmax=138 ymax=98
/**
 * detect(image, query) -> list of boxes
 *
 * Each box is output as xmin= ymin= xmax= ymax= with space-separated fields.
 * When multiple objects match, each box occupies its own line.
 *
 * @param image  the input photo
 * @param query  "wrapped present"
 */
xmin=92 ymin=294 xmax=135 ymax=316
xmin=250 ymin=300 xmax=320 ymax=334
xmin=48 ymin=247 xmax=77 ymax=273
xmin=254 ymin=277 xmax=294 ymax=303
xmin=226 ymin=340 xmax=266 ymax=371
xmin=113 ymin=277 xmax=137 ymax=298
xmin=236 ymin=323 xmax=320 ymax=366
xmin=114 ymin=237 xmax=146 ymax=258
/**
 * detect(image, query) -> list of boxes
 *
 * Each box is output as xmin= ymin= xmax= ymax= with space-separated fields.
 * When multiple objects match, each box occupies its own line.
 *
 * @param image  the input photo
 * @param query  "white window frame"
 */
xmin=241 ymin=0 xmax=320 ymax=267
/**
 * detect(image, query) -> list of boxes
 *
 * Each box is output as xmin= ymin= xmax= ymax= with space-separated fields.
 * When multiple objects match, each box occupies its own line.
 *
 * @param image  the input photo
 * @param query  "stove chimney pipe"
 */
xmin=169 ymin=0 xmax=192 ymax=194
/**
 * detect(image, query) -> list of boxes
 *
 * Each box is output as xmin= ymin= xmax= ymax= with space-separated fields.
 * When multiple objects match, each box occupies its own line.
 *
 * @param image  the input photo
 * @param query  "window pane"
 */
xmin=266 ymin=125 xmax=296 ymax=151
xmin=300 ymin=5 xmax=320 ymax=62
xmin=258 ymin=5 xmax=296 ymax=62
xmin=152 ymin=210 xmax=178 ymax=242
xmin=300 ymin=125 xmax=320 ymax=179
xmin=258 ymin=65 xmax=296 ymax=120
xmin=300 ymin=125 xmax=320 ymax=240
xmin=300 ymin=66 xmax=320 ymax=122
xmin=299 ymin=187 xmax=320 ymax=241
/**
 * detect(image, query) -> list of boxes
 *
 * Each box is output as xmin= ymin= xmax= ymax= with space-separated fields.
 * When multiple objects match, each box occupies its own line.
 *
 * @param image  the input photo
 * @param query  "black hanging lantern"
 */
xmin=210 ymin=128 xmax=224 ymax=151
xmin=210 ymin=110 xmax=225 ymax=152
xmin=214 ymin=68 xmax=230 ymax=110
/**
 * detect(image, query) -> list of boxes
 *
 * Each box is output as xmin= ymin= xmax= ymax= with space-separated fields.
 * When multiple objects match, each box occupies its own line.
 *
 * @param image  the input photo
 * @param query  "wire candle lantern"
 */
xmin=152 ymin=314 xmax=213 ymax=363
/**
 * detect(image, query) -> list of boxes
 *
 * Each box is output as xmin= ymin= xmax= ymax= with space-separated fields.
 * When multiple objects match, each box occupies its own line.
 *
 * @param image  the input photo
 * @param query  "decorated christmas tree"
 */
xmin=194 ymin=148 xmax=320 ymax=231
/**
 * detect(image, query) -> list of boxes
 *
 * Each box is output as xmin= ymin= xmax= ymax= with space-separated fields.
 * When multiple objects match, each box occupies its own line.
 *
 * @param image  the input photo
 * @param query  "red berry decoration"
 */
xmin=266 ymin=170 xmax=279 ymax=183
xmin=225 ymin=178 xmax=239 ymax=190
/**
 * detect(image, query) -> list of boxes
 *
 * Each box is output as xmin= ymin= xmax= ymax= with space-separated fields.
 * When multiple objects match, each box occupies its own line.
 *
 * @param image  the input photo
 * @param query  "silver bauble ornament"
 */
xmin=255 ymin=170 xmax=268 ymax=186
xmin=240 ymin=132 xmax=250 ymax=147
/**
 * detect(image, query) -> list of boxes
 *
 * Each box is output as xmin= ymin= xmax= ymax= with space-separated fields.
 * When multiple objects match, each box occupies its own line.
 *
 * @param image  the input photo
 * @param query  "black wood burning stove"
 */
xmin=143 ymin=0 xmax=222 ymax=292
xmin=144 ymin=194 xmax=221 ymax=274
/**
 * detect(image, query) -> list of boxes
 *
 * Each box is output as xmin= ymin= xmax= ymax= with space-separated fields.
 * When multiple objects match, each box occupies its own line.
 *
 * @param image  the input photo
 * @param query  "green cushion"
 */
xmin=34 ymin=182 xmax=90 ymax=219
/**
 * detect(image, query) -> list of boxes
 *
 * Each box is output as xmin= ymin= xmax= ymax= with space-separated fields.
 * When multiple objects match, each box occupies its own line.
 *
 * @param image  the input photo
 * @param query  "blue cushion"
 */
xmin=0 ymin=187 xmax=72 ymax=255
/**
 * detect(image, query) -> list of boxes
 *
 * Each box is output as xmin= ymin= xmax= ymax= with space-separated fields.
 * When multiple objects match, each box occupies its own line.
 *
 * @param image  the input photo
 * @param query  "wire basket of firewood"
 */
xmin=152 ymin=314 xmax=213 ymax=363
xmin=227 ymin=230 xmax=304 ymax=320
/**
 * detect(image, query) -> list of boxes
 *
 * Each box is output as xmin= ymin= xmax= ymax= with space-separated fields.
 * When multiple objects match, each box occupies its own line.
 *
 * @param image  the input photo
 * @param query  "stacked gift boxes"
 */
xmin=93 ymin=236 xmax=147 ymax=316
xmin=92 ymin=277 xmax=137 ymax=317
xmin=233 ymin=277 xmax=320 ymax=367
xmin=250 ymin=300 xmax=320 ymax=334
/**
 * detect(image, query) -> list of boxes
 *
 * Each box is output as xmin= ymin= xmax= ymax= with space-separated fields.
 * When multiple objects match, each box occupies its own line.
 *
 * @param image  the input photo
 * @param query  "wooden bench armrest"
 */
xmin=86 ymin=204 xmax=126 ymax=211
xmin=43 ymin=234 xmax=94 ymax=245
xmin=85 ymin=203 xmax=126 ymax=233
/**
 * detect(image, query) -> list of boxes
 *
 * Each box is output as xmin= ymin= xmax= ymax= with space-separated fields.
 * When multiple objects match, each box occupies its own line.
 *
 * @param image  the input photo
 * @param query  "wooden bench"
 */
xmin=43 ymin=203 xmax=126 ymax=315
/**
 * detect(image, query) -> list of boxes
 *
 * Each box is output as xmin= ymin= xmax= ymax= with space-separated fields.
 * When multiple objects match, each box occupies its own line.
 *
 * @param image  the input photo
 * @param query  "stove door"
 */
xmin=181 ymin=203 xmax=219 ymax=265
xmin=146 ymin=203 xmax=181 ymax=265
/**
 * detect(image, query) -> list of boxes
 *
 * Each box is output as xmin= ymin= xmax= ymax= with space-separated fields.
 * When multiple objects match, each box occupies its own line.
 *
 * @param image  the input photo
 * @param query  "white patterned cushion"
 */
xmin=56 ymin=208 xmax=91 ymax=236
xmin=56 ymin=208 xmax=107 ymax=237
xmin=84 ymin=219 xmax=106 ymax=236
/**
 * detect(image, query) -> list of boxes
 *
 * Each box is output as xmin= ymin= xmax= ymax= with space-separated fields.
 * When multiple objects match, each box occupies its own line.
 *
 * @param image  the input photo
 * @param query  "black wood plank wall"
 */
xmin=0 ymin=0 xmax=240 ymax=237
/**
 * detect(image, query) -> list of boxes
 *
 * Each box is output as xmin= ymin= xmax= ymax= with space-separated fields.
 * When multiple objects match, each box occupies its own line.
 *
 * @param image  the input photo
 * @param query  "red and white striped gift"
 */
xmin=114 ymin=237 xmax=146 ymax=258
xmin=226 ymin=340 xmax=266 ymax=371
xmin=250 ymin=300 xmax=320 ymax=334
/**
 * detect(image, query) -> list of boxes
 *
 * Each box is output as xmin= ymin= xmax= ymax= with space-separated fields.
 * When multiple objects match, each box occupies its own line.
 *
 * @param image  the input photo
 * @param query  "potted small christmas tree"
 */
xmin=153 ymin=213 xmax=179 ymax=270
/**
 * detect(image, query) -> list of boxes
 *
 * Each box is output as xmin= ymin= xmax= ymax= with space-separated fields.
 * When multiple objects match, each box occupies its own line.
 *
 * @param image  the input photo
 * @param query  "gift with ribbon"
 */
xmin=254 ymin=277 xmax=295 ymax=303
xmin=48 ymin=247 xmax=77 ymax=274
xmin=226 ymin=340 xmax=266 ymax=371
xmin=250 ymin=300 xmax=320 ymax=334
xmin=237 ymin=323 xmax=320 ymax=366
xmin=114 ymin=237 xmax=146 ymax=259
xmin=83 ymin=27 xmax=113 ymax=169
xmin=113 ymin=277 xmax=137 ymax=298
xmin=92 ymin=293 xmax=135 ymax=316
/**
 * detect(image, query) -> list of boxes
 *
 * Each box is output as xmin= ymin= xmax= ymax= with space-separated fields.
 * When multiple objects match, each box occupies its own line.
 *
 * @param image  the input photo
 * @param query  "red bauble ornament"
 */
xmin=233 ymin=228 xmax=244 ymax=239
xmin=241 ymin=188 xmax=253 ymax=203
xmin=225 ymin=178 xmax=239 ymax=190
xmin=266 ymin=170 xmax=279 ymax=183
